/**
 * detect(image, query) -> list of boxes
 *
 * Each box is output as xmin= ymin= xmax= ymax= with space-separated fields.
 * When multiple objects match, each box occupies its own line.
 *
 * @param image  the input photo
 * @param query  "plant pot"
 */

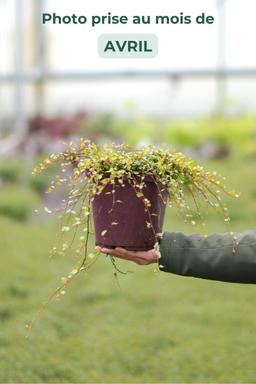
xmin=92 ymin=176 xmax=167 ymax=251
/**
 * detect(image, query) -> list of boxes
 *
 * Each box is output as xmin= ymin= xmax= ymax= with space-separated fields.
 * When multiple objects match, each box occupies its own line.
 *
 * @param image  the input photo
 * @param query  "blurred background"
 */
xmin=1 ymin=0 xmax=256 ymax=383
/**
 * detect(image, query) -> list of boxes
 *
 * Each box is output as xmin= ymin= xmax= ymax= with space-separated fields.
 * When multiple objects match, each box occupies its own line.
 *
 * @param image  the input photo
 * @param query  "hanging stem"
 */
xmin=82 ymin=196 xmax=91 ymax=266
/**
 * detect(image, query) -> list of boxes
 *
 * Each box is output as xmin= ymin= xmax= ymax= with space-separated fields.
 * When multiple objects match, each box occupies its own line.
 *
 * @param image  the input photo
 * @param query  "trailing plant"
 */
xmin=28 ymin=139 xmax=238 ymax=331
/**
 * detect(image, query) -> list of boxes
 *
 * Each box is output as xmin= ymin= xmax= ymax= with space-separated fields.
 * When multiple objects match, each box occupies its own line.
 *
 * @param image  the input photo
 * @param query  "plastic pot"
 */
xmin=92 ymin=176 xmax=167 ymax=251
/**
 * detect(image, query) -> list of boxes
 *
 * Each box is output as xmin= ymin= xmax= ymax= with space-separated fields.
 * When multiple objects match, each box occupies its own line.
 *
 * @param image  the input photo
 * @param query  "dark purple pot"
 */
xmin=92 ymin=176 xmax=167 ymax=251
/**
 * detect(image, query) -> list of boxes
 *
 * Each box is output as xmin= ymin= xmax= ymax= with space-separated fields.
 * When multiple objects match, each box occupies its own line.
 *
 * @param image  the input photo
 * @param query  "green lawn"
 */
xmin=0 ymin=156 xmax=256 ymax=383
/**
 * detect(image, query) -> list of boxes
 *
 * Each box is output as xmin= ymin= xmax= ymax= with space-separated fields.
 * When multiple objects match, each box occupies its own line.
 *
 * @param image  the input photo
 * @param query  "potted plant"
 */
xmin=29 ymin=139 xmax=238 ymax=329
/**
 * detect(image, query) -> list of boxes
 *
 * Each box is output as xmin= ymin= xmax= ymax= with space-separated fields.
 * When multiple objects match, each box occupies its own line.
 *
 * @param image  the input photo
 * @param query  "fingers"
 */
xmin=100 ymin=247 xmax=124 ymax=257
xmin=100 ymin=247 xmax=138 ymax=261
xmin=115 ymin=247 xmax=139 ymax=258
xmin=98 ymin=247 xmax=155 ymax=265
xmin=100 ymin=247 xmax=131 ymax=257
xmin=113 ymin=248 xmax=150 ymax=265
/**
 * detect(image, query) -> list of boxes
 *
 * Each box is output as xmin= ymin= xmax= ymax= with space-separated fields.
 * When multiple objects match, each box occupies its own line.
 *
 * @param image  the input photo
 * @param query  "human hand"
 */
xmin=97 ymin=247 xmax=158 ymax=265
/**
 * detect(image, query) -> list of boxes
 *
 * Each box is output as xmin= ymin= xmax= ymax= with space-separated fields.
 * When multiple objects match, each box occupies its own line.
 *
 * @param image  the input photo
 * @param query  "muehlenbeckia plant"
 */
xmin=28 ymin=139 xmax=239 ymax=330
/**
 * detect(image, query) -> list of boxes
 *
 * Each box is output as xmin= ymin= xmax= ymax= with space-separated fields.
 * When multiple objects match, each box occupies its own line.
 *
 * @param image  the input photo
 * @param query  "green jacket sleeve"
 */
xmin=159 ymin=231 xmax=256 ymax=284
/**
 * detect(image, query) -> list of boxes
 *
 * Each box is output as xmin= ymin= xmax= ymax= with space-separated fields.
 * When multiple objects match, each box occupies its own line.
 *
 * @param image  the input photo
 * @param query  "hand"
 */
xmin=97 ymin=247 xmax=158 ymax=265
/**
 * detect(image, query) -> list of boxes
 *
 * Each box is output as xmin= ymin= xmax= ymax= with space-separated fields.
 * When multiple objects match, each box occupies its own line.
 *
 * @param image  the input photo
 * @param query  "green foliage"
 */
xmin=86 ymin=113 xmax=116 ymax=136
xmin=163 ymin=121 xmax=204 ymax=148
xmin=163 ymin=115 xmax=256 ymax=152
xmin=0 ymin=159 xmax=25 ymax=183
xmin=0 ymin=185 xmax=39 ymax=221
xmin=114 ymin=118 xmax=158 ymax=145
xmin=29 ymin=156 xmax=60 ymax=194
xmin=198 ymin=115 xmax=256 ymax=149
xmin=85 ymin=114 xmax=256 ymax=155
xmin=29 ymin=171 xmax=54 ymax=194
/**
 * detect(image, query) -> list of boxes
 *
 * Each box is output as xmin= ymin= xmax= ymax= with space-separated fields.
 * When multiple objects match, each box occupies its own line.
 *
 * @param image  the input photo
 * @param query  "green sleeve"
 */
xmin=159 ymin=231 xmax=256 ymax=284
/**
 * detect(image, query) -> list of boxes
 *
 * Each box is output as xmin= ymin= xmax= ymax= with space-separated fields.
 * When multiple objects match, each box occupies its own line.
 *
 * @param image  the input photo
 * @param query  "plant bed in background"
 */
xmin=0 ymin=186 xmax=39 ymax=221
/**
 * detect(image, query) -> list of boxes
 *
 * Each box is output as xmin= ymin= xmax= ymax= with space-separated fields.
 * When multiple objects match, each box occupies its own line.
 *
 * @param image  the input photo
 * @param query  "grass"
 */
xmin=0 ymin=156 xmax=256 ymax=383
xmin=0 ymin=185 xmax=40 ymax=221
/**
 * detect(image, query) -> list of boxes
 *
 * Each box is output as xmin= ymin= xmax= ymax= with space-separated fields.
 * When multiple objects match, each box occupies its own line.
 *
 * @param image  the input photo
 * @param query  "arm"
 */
xmin=159 ymin=231 xmax=256 ymax=284
xmin=100 ymin=231 xmax=256 ymax=284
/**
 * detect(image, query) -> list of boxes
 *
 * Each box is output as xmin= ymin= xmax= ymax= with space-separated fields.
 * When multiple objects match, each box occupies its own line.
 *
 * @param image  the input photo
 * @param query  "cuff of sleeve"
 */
xmin=158 ymin=232 xmax=179 ymax=274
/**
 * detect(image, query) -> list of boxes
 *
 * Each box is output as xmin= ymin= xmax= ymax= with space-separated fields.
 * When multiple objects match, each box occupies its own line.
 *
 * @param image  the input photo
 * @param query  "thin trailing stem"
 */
xmin=109 ymin=255 xmax=133 ymax=275
xmin=82 ymin=196 xmax=91 ymax=266
xmin=26 ymin=254 xmax=100 ymax=336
